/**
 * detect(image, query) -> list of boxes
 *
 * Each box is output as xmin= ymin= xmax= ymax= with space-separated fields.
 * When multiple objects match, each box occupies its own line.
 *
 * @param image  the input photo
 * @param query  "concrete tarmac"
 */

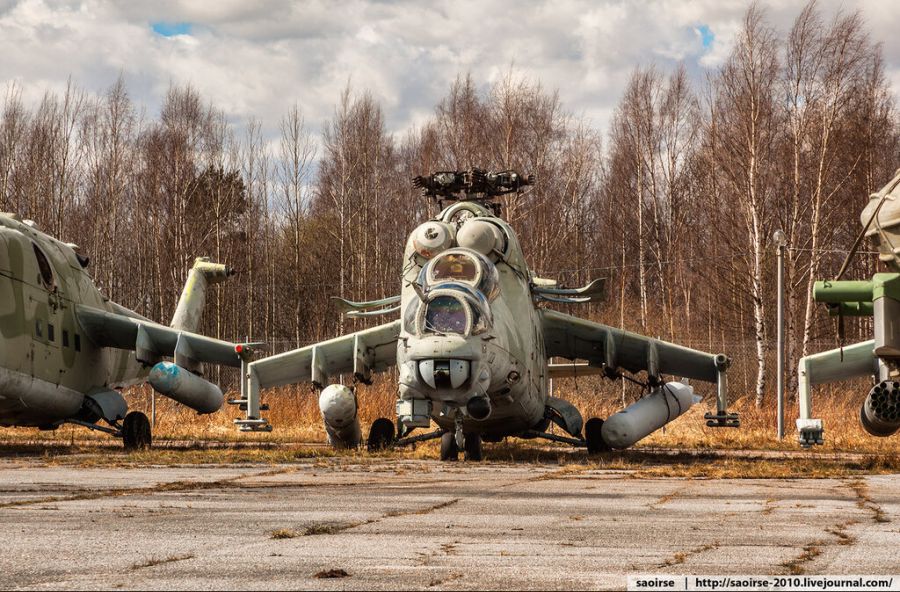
xmin=1 ymin=455 xmax=898 ymax=590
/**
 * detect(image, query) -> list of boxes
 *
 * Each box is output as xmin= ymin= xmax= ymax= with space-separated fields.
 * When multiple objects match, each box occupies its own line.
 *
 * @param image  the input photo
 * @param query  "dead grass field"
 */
xmin=2 ymin=376 xmax=898 ymax=459
xmin=1 ymin=439 xmax=897 ymax=480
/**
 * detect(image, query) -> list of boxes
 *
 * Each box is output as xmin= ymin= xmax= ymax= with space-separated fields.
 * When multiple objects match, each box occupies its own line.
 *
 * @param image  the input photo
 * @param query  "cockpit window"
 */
xmin=403 ymin=298 xmax=421 ymax=334
xmin=423 ymin=296 xmax=468 ymax=335
xmin=431 ymin=253 xmax=479 ymax=283
xmin=425 ymin=249 xmax=501 ymax=302
xmin=415 ymin=284 xmax=493 ymax=337
xmin=32 ymin=243 xmax=54 ymax=289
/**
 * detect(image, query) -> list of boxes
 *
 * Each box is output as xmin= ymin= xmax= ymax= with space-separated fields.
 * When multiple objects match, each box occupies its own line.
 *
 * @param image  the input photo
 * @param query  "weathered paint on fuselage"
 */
xmin=0 ymin=214 xmax=145 ymax=426
xmin=398 ymin=203 xmax=547 ymax=438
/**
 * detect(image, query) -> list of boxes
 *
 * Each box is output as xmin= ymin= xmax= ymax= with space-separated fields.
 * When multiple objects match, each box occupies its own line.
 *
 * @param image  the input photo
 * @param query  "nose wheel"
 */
xmin=440 ymin=431 xmax=459 ymax=461
xmin=367 ymin=418 xmax=396 ymax=451
xmin=464 ymin=433 xmax=483 ymax=461
xmin=440 ymin=430 xmax=483 ymax=461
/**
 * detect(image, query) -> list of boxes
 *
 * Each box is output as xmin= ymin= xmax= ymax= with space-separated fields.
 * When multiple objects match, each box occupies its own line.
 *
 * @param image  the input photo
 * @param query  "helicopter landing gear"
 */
xmin=122 ymin=411 xmax=152 ymax=450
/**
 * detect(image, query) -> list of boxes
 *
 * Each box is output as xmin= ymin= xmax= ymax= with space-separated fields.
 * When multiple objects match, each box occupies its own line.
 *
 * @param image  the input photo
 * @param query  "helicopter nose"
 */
xmin=419 ymin=359 xmax=469 ymax=389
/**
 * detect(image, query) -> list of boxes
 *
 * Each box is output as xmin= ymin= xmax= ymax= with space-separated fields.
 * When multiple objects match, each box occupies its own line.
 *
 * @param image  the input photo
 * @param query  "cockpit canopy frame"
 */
xmin=405 ymin=282 xmax=493 ymax=337
xmin=419 ymin=248 xmax=501 ymax=302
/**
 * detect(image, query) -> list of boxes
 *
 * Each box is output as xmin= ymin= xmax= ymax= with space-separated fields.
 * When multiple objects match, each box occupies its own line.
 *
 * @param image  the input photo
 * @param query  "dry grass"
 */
xmin=131 ymin=553 xmax=195 ymax=570
xmin=660 ymin=542 xmax=719 ymax=567
xmin=303 ymin=522 xmax=353 ymax=536
xmin=781 ymin=543 xmax=823 ymax=575
xmin=1 ymin=376 xmax=898 ymax=459
xmin=846 ymin=479 xmax=891 ymax=523
xmin=314 ymin=568 xmax=350 ymax=579
xmin=270 ymin=528 xmax=300 ymax=539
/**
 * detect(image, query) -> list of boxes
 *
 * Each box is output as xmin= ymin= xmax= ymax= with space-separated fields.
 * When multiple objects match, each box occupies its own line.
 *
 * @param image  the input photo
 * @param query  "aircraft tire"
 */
xmin=367 ymin=418 xmax=395 ymax=452
xmin=464 ymin=433 xmax=483 ymax=461
xmin=122 ymin=411 xmax=152 ymax=450
xmin=585 ymin=417 xmax=611 ymax=454
xmin=440 ymin=431 xmax=459 ymax=461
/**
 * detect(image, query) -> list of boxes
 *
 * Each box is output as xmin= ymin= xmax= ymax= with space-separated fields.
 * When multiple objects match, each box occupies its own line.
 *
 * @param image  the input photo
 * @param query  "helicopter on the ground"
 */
xmin=234 ymin=169 xmax=737 ymax=460
xmin=0 ymin=213 xmax=252 ymax=448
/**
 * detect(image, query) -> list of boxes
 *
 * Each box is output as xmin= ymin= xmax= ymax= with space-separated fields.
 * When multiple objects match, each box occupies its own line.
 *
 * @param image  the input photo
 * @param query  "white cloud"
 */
xmin=0 ymin=0 xmax=898 ymax=142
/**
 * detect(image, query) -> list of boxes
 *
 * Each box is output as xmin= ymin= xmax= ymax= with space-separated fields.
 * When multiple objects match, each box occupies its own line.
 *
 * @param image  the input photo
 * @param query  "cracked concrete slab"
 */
xmin=0 ymin=458 xmax=897 ymax=590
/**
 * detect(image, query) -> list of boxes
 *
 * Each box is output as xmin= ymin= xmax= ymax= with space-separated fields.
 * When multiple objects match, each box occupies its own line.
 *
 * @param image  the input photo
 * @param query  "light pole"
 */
xmin=773 ymin=229 xmax=787 ymax=440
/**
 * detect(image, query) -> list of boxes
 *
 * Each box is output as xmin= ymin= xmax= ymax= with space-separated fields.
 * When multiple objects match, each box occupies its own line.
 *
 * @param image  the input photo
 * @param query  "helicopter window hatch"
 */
xmin=471 ymin=308 xmax=490 ymax=335
xmin=403 ymin=299 xmax=420 ymax=334
xmin=32 ymin=243 xmax=54 ymax=289
xmin=423 ymin=296 xmax=468 ymax=335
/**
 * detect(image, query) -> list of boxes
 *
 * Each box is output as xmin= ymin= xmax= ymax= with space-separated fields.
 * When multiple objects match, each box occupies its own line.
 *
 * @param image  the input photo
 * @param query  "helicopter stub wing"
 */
xmin=249 ymin=320 xmax=401 ymax=389
xmin=533 ymin=278 xmax=605 ymax=304
xmin=332 ymin=294 xmax=401 ymax=312
xmin=540 ymin=309 xmax=728 ymax=384
xmin=76 ymin=304 xmax=241 ymax=368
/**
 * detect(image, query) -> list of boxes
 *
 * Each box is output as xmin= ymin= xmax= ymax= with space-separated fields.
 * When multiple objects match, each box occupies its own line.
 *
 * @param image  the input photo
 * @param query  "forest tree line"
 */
xmin=1 ymin=2 xmax=898 ymax=406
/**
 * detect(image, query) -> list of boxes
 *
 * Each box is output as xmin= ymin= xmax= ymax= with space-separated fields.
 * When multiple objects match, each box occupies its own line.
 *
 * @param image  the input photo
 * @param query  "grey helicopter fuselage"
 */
xmin=0 ymin=213 xmax=145 ymax=427
xmin=0 ymin=212 xmax=243 ymax=447
xmin=397 ymin=201 xmax=546 ymax=437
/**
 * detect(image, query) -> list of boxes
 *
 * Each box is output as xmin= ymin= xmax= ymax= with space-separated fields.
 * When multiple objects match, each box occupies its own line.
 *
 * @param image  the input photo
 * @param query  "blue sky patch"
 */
xmin=151 ymin=22 xmax=193 ymax=37
xmin=697 ymin=24 xmax=714 ymax=49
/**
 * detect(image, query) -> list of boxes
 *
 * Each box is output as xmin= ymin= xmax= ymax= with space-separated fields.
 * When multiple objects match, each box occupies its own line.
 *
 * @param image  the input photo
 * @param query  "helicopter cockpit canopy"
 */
xmin=420 ymin=248 xmax=500 ymax=302
xmin=405 ymin=248 xmax=499 ymax=337
xmin=405 ymin=282 xmax=493 ymax=337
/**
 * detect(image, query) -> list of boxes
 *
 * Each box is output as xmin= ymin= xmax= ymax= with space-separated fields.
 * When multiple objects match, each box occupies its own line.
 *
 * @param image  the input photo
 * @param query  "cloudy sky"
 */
xmin=1 ymin=0 xmax=899 ymax=139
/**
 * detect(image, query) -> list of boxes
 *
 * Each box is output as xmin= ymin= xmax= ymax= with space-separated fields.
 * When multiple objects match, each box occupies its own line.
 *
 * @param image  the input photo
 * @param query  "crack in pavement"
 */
xmin=0 ymin=467 xmax=299 ymax=509
xmin=846 ymin=478 xmax=890 ymax=523
xmin=658 ymin=541 xmax=720 ymax=568
xmin=648 ymin=485 xmax=687 ymax=510
xmin=283 ymin=498 xmax=464 ymax=540
xmin=780 ymin=479 xmax=874 ymax=575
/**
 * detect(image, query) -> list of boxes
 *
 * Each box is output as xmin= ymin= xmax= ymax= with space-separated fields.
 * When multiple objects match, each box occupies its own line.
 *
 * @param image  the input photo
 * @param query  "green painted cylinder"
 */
xmin=813 ymin=280 xmax=874 ymax=304
xmin=826 ymin=302 xmax=875 ymax=317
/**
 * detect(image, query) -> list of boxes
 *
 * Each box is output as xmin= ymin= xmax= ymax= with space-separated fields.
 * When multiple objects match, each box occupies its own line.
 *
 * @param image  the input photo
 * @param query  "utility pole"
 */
xmin=774 ymin=229 xmax=787 ymax=440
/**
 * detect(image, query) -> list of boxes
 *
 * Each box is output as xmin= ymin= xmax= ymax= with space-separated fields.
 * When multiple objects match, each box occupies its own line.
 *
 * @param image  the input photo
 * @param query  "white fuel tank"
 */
xmin=601 ymin=382 xmax=700 ymax=449
xmin=319 ymin=384 xmax=361 ymax=448
xmin=148 ymin=362 xmax=224 ymax=415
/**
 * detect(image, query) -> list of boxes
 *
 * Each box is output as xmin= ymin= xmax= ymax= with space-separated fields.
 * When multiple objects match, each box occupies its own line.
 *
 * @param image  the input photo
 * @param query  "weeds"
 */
xmin=270 ymin=528 xmax=299 ymax=539
xmin=314 ymin=568 xmax=349 ymax=579
xmin=781 ymin=543 xmax=823 ymax=575
xmin=2 ymin=381 xmax=898 ymax=457
xmin=131 ymin=554 xmax=195 ymax=570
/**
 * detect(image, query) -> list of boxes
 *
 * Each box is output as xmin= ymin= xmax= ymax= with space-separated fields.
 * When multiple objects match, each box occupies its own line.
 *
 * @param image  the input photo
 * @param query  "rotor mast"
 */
xmin=412 ymin=168 xmax=533 ymax=216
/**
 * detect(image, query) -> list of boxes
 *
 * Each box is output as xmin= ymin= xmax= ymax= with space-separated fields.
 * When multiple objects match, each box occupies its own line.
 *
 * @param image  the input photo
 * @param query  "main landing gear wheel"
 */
xmin=122 ymin=411 xmax=151 ymax=450
xmin=464 ymin=433 xmax=483 ymax=461
xmin=440 ymin=431 xmax=459 ymax=461
xmin=585 ymin=417 xmax=611 ymax=454
xmin=367 ymin=418 xmax=395 ymax=452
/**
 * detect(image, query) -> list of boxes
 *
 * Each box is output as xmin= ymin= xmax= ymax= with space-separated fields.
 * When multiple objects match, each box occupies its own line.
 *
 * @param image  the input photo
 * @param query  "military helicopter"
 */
xmin=0 ymin=213 xmax=253 ymax=449
xmin=235 ymin=169 xmax=737 ymax=460
xmin=796 ymin=168 xmax=900 ymax=447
